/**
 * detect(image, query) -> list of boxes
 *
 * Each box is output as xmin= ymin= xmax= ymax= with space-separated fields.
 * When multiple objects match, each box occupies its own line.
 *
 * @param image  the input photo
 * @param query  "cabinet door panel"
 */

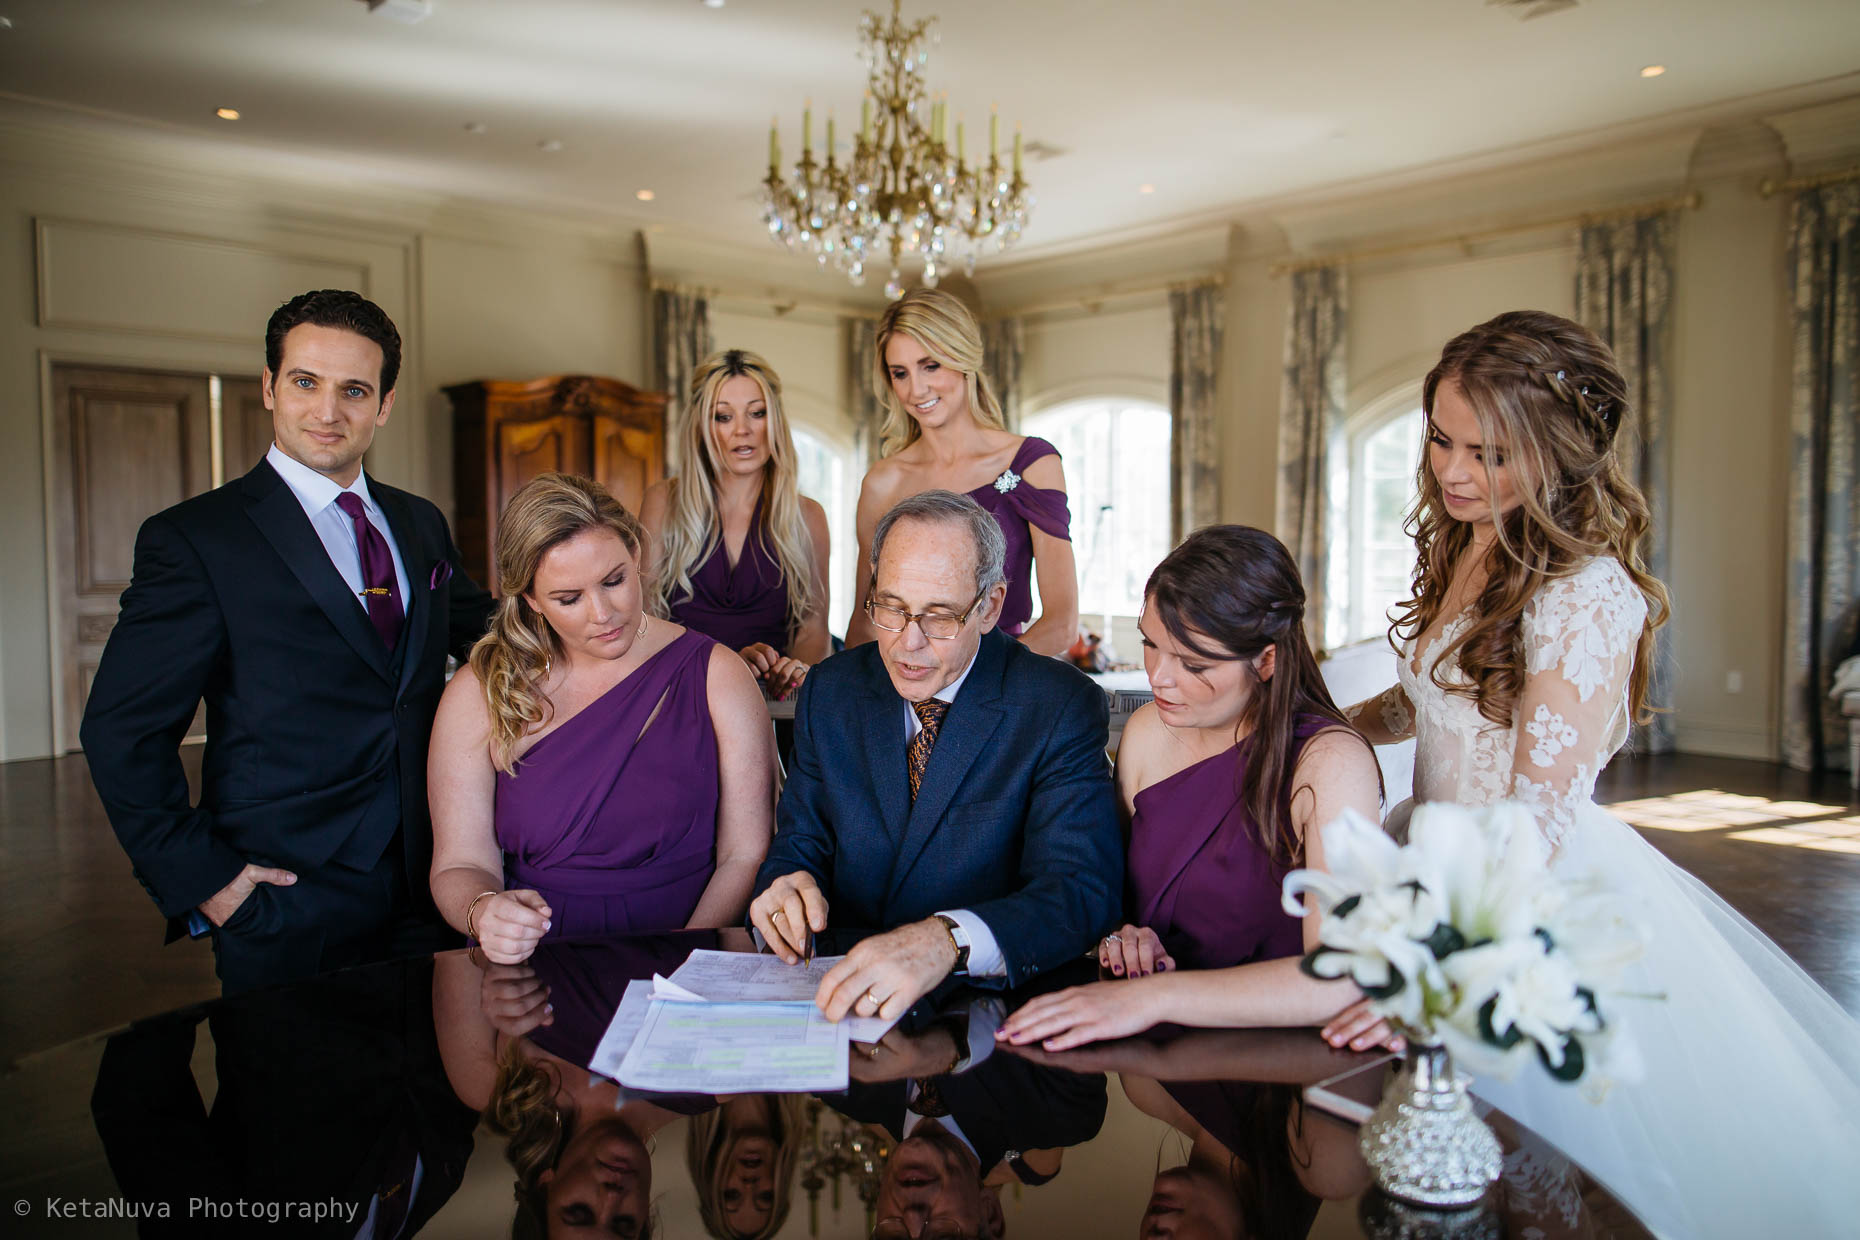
xmin=592 ymin=415 xmax=663 ymax=514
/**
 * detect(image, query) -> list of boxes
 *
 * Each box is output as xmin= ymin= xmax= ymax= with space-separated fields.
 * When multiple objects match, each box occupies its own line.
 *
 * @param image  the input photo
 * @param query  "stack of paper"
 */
xmin=590 ymin=950 xmax=900 ymax=1094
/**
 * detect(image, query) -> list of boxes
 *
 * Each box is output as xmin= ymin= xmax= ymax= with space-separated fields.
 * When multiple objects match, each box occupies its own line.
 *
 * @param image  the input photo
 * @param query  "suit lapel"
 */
xmin=242 ymin=462 xmax=393 ymax=683
xmin=858 ymin=655 xmax=913 ymax=847
xmin=374 ymin=483 xmax=429 ymax=697
xmin=887 ymin=633 xmax=1008 ymax=905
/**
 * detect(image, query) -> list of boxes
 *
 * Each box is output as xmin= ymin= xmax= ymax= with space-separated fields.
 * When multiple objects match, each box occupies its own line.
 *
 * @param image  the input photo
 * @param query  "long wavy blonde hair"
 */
xmin=684 ymin=1095 xmax=808 ymax=1240
xmin=469 ymin=473 xmax=648 ymax=773
xmin=1392 ymin=309 xmax=1670 ymax=729
xmin=872 ymin=288 xmax=1008 ymax=457
xmin=650 ymin=349 xmax=819 ymax=635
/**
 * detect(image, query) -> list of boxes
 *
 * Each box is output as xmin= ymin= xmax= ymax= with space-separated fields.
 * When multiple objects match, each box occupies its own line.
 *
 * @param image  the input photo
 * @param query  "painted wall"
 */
xmin=0 ymin=118 xmax=650 ymax=758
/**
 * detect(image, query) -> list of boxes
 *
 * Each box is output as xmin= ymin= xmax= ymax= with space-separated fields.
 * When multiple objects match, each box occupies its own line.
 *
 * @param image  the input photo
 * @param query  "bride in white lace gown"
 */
xmin=1344 ymin=311 xmax=1860 ymax=1238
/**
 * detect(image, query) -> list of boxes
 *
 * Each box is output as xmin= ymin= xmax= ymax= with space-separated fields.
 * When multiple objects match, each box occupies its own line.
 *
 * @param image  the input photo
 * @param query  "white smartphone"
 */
xmin=1302 ymin=1053 xmax=1399 ymax=1124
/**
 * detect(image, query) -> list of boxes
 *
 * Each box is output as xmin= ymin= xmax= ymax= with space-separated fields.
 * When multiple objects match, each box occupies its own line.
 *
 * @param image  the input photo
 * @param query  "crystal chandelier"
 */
xmin=761 ymin=0 xmax=1033 ymax=297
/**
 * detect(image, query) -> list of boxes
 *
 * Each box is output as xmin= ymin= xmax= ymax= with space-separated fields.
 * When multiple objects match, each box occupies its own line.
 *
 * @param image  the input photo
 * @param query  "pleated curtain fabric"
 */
xmin=1781 ymin=181 xmax=1860 ymax=772
xmin=1170 ymin=283 xmax=1227 ymax=545
xmin=983 ymin=316 xmax=1025 ymax=434
xmin=847 ymin=316 xmax=885 ymax=469
xmin=1576 ymin=213 xmax=1677 ymax=755
xmin=651 ymin=287 xmax=713 ymax=452
xmin=1275 ymin=267 xmax=1347 ymax=648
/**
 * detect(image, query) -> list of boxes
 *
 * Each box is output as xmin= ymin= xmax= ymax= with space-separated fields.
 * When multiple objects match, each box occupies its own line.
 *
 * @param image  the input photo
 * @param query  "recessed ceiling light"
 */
xmin=635 ymin=189 xmax=656 ymax=202
xmin=215 ymin=108 xmax=241 ymax=121
xmin=0 ymin=17 xmax=14 ymax=30
xmin=538 ymin=138 xmax=564 ymax=152
xmin=702 ymin=0 xmax=726 ymax=8
xmin=464 ymin=121 xmax=489 ymax=134
xmin=1138 ymin=183 xmax=1156 ymax=195
xmin=1640 ymin=64 xmax=1666 ymax=78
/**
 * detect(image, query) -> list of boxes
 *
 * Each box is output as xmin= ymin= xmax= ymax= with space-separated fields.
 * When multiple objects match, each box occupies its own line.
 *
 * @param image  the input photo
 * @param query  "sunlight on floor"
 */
xmin=1612 ymin=790 xmax=1857 ymax=851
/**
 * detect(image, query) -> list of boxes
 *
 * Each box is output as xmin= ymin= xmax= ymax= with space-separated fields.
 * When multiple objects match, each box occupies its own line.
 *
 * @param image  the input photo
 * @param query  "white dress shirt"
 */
xmin=904 ymin=649 xmax=1006 ymax=979
xmin=267 ymin=443 xmax=411 ymax=612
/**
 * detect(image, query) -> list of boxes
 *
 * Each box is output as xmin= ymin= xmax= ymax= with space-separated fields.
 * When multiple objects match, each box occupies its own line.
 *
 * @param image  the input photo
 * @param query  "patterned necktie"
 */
xmin=335 ymin=491 xmax=404 ymax=650
xmin=907 ymin=698 xmax=949 ymax=801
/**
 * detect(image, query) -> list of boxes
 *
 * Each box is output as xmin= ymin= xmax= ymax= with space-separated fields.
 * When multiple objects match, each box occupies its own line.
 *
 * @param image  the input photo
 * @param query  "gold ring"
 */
xmin=864 ymin=989 xmax=882 ymax=1008
xmin=771 ymin=909 xmax=786 ymax=920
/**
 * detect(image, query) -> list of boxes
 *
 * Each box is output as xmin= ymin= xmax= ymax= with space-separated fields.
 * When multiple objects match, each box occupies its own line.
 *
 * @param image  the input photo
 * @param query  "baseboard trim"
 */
xmin=1673 ymin=716 xmax=1775 ymax=761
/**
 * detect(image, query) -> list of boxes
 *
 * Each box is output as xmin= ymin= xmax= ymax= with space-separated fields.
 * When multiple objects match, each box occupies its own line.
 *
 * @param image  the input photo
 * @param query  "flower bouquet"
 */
xmin=1281 ymin=801 xmax=1645 ymax=1206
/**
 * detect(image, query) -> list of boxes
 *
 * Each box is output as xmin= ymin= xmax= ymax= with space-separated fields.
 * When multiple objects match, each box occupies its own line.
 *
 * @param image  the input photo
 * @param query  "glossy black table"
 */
xmin=0 ymin=930 xmax=1650 ymax=1238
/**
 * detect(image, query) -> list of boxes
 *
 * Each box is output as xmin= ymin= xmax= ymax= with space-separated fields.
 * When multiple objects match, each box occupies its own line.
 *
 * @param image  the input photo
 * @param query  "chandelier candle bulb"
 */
xmin=826 ymin=114 xmax=835 ymax=159
xmin=1013 ymin=127 xmax=1022 ymax=177
xmin=803 ymin=103 xmax=812 ymax=154
xmin=861 ymin=94 xmax=872 ymax=142
xmin=990 ymin=107 xmax=998 ymax=160
xmin=768 ymin=121 xmax=779 ymax=170
xmin=956 ymin=121 xmax=964 ymax=164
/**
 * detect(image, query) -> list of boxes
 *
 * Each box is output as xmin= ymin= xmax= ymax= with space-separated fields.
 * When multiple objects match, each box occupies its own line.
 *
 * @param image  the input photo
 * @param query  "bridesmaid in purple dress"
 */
xmin=641 ymin=350 xmax=831 ymax=702
xmin=428 ymin=473 xmax=775 ymax=963
xmin=1000 ymin=526 xmax=1389 ymax=1052
xmin=846 ymin=289 xmax=1078 ymax=654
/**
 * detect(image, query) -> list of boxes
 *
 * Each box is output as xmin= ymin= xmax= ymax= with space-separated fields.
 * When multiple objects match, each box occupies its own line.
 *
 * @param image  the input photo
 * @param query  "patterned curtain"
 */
xmin=846 ymin=317 xmax=885 ymax=469
xmin=1170 ymin=283 xmax=1227 ymax=544
xmin=1781 ymin=181 xmax=1860 ymax=772
xmin=983 ymin=316 xmax=1025 ymax=433
xmin=1576 ymin=213 xmax=1677 ymax=755
xmin=1276 ymin=267 xmax=1347 ymax=647
xmin=651 ymin=287 xmax=713 ymax=454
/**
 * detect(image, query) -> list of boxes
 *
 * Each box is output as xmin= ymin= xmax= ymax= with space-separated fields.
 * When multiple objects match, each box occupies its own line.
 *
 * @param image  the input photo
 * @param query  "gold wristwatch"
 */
xmin=934 ymin=914 xmax=971 ymax=975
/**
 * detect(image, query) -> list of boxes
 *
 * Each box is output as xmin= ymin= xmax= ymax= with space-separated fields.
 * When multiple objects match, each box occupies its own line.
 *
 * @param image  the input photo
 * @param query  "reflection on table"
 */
xmin=0 ymin=929 xmax=1656 ymax=1238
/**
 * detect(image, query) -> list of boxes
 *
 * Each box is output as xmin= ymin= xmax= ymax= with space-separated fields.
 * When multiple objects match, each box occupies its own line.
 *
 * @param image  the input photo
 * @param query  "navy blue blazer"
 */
xmin=81 ymin=459 xmax=494 ymax=938
xmin=756 ymin=628 xmax=1122 ymax=987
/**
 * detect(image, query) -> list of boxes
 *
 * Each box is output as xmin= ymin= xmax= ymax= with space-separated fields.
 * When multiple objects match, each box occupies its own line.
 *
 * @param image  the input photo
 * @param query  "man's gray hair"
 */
xmin=869 ymin=490 xmax=1007 ymax=597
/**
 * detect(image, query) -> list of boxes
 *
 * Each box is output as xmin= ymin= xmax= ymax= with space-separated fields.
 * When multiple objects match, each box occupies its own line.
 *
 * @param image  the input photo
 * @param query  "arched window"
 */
xmin=1022 ymin=397 xmax=1173 ymax=623
xmin=1325 ymin=392 xmax=1425 ymax=648
xmin=790 ymin=426 xmax=855 ymax=639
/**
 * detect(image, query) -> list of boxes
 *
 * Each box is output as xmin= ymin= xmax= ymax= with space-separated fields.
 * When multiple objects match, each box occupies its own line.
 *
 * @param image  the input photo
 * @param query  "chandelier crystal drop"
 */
xmin=760 ymin=0 xmax=1033 ymax=296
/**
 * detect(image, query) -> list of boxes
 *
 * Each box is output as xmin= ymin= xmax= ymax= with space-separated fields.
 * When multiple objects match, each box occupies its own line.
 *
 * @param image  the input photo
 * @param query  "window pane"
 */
xmin=1023 ymin=398 xmax=1172 ymax=623
xmin=791 ymin=427 xmax=852 ymax=638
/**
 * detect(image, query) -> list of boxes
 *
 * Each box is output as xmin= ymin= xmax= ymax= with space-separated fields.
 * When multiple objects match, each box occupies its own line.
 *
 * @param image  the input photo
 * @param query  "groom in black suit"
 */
xmin=81 ymin=289 xmax=494 ymax=992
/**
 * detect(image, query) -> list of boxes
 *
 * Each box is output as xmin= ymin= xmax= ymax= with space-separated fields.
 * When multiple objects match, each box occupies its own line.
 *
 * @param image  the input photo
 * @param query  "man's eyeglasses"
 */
xmin=864 ymin=585 xmax=988 ymax=641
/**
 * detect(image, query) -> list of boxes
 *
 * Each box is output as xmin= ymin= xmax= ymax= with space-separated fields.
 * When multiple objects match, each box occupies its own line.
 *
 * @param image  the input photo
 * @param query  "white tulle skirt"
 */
xmin=1446 ymin=801 xmax=1860 ymax=1238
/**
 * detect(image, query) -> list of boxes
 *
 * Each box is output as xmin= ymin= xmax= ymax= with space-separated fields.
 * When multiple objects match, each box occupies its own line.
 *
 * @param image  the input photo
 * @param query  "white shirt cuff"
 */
xmin=936 ymin=908 xmax=1005 ymax=978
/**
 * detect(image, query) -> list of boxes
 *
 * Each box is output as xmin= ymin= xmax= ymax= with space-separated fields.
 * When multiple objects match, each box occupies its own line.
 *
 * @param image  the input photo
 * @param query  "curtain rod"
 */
xmin=1269 ymin=191 xmax=1704 ymax=277
xmin=1758 ymin=165 xmax=1860 ymax=197
xmin=648 ymin=278 xmax=878 ymax=321
xmin=991 ymin=272 xmax=1227 ymax=321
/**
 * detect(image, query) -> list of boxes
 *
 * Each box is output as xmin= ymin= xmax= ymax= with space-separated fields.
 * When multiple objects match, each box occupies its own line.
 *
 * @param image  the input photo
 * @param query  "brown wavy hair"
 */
xmin=468 ymin=473 xmax=649 ymax=773
xmin=1392 ymin=310 xmax=1670 ymax=729
xmin=1145 ymin=525 xmax=1376 ymax=871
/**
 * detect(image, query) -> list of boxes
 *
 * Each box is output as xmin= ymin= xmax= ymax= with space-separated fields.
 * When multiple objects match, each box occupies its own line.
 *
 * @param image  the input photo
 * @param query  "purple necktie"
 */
xmin=335 ymin=491 xmax=403 ymax=650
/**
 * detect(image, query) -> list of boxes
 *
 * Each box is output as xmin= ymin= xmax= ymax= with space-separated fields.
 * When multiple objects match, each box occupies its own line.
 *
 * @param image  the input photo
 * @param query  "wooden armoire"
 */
xmin=446 ymin=375 xmax=669 ymax=590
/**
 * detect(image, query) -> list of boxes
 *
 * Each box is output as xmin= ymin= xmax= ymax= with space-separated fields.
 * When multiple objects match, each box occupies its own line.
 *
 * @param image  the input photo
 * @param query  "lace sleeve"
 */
xmin=1510 ymin=560 xmax=1647 ymax=848
xmin=1345 ymin=684 xmax=1415 ymax=744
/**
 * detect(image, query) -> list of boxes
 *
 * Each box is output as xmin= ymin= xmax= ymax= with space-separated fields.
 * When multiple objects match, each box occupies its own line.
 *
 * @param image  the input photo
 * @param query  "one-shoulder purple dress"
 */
xmin=1126 ymin=715 xmax=1336 ymax=971
xmin=668 ymin=493 xmax=791 ymax=654
xmin=967 ymin=436 xmax=1071 ymax=635
xmin=495 ymin=628 xmax=720 ymax=938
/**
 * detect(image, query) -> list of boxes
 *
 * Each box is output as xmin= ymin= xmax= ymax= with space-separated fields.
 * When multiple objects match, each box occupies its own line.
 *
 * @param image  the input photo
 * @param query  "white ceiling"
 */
xmin=2 ymin=0 xmax=1858 ymax=264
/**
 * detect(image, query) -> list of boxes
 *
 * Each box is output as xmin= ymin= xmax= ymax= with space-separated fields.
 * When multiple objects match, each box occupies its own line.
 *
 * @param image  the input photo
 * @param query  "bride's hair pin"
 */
xmin=1541 ymin=366 xmax=1618 ymax=444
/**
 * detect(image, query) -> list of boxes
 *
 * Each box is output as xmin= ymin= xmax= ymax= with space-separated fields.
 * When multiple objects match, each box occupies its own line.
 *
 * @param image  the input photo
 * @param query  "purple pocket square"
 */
xmin=429 ymin=559 xmax=453 ymax=590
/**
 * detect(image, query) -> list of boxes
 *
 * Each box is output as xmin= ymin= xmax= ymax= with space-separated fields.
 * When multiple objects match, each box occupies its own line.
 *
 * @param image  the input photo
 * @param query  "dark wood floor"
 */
xmin=1 ymin=749 xmax=1855 ymax=1067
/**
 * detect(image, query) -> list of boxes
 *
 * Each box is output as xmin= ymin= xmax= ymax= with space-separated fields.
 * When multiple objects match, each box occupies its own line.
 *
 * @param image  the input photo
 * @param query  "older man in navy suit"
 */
xmin=750 ymin=490 xmax=1121 ymax=1024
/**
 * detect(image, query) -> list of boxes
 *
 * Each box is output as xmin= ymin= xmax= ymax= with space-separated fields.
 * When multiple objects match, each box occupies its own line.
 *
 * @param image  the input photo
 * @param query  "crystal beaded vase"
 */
xmin=1358 ymin=1038 xmax=1503 ymax=1208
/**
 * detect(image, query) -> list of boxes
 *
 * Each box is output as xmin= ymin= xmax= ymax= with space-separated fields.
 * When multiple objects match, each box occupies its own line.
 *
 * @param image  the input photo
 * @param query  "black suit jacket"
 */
xmin=80 ymin=459 xmax=494 ymax=935
xmin=90 ymin=958 xmax=479 ymax=1238
xmin=754 ymin=628 xmax=1122 ymax=986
